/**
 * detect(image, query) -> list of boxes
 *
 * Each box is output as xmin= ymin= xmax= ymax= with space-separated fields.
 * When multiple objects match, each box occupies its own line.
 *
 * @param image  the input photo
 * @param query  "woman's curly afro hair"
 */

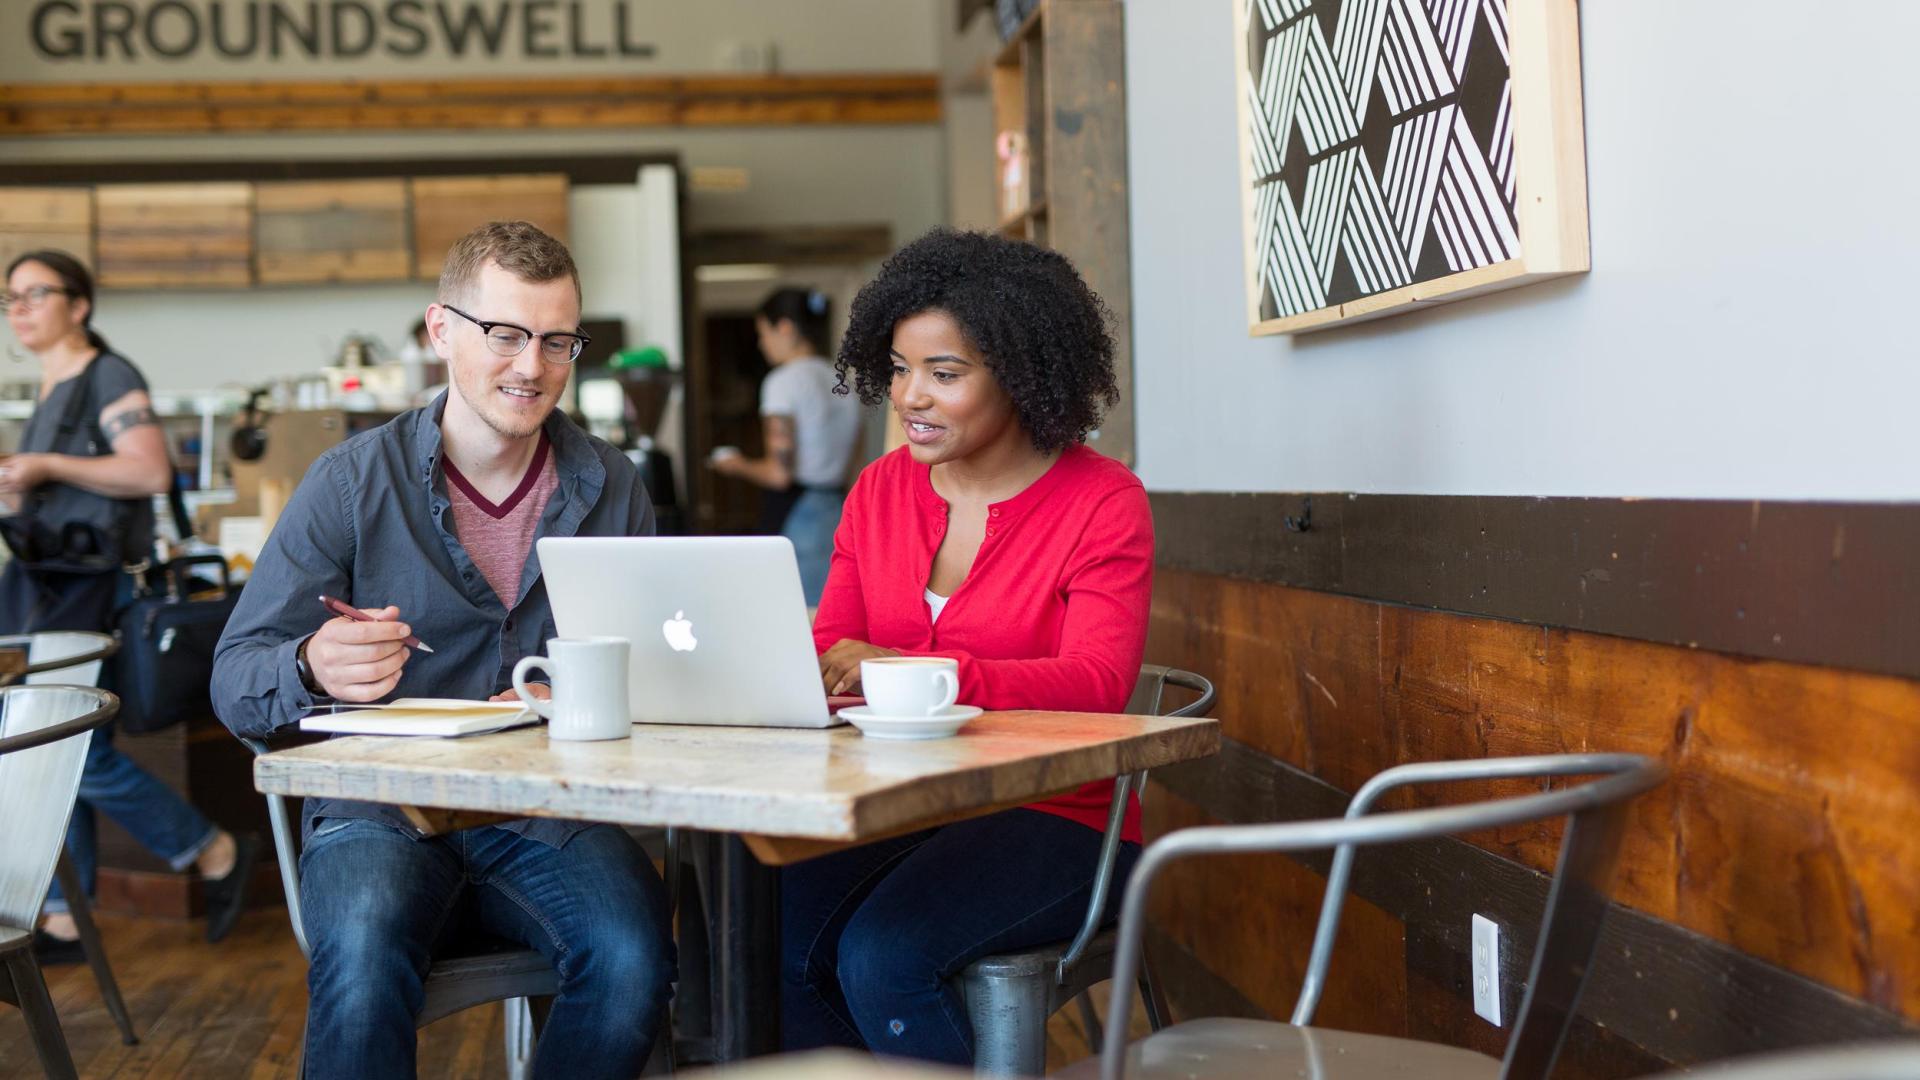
xmin=835 ymin=228 xmax=1118 ymax=453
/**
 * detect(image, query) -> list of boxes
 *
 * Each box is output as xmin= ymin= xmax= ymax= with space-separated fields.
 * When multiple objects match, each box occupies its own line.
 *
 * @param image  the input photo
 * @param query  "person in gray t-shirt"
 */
xmin=1 ymin=250 xmax=259 ymax=958
xmin=711 ymin=286 xmax=863 ymax=604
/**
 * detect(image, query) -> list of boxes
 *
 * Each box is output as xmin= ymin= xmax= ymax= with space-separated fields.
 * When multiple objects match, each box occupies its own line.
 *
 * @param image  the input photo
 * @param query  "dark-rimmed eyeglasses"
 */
xmin=0 ymin=285 xmax=72 ymax=313
xmin=444 ymin=305 xmax=590 ymax=365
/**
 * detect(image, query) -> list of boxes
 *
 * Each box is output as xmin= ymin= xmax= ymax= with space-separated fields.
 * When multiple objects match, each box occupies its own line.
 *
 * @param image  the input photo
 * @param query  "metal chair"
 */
xmin=241 ymin=737 xmax=562 ymax=1080
xmin=0 ymin=631 xmax=139 ymax=1049
xmin=953 ymin=665 xmax=1215 ymax=1077
xmin=1649 ymin=1040 xmax=1920 ymax=1079
xmin=1063 ymin=753 xmax=1668 ymax=1080
xmin=0 ymin=684 xmax=122 ymax=1080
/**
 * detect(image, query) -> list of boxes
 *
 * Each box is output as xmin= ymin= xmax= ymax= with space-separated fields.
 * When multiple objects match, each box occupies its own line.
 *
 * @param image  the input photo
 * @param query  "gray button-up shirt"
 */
xmin=211 ymin=394 xmax=655 ymax=845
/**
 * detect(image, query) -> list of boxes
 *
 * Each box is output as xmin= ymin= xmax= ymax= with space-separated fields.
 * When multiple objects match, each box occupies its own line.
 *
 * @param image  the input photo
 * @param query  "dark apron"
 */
xmin=0 ymin=562 xmax=122 ymax=635
xmin=0 ymin=355 xmax=147 ymax=635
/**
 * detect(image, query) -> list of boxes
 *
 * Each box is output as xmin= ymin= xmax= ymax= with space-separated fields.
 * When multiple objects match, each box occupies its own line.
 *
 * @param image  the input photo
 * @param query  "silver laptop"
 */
xmin=537 ymin=536 xmax=835 ymax=727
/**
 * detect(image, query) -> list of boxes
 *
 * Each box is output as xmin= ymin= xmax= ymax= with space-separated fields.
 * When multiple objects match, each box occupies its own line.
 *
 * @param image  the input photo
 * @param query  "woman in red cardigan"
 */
xmin=783 ymin=229 xmax=1154 ymax=1064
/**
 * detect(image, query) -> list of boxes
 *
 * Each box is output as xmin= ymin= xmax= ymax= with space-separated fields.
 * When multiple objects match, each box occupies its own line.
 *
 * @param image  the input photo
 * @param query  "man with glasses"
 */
xmin=212 ymin=221 xmax=673 ymax=1078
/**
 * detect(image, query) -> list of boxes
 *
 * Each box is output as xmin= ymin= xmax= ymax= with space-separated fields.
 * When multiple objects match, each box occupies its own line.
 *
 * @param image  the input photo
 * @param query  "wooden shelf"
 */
xmin=981 ymin=0 xmax=1133 ymax=464
xmin=2 ymin=172 xmax=573 ymax=290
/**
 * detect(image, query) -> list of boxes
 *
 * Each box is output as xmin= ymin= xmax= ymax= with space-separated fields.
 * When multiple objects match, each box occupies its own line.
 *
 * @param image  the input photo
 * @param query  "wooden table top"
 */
xmin=254 ymin=711 xmax=1218 ymax=862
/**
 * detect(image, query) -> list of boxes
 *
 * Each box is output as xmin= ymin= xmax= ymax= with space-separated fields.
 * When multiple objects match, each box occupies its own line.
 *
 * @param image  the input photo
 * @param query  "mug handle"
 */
xmin=929 ymin=669 xmax=959 ymax=715
xmin=511 ymin=656 xmax=558 ymax=722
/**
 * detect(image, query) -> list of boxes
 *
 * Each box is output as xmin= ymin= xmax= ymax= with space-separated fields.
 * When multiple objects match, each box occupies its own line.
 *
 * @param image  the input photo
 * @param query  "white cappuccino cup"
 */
xmin=512 ymin=637 xmax=631 ymax=741
xmin=860 ymin=656 xmax=961 ymax=717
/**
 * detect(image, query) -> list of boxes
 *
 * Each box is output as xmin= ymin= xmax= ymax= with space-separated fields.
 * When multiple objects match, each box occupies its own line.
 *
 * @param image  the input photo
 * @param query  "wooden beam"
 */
xmin=1150 ymin=492 xmax=1920 ymax=682
xmin=0 ymin=74 xmax=942 ymax=136
xmin=686 ymin=224 xmax=895 ymax=267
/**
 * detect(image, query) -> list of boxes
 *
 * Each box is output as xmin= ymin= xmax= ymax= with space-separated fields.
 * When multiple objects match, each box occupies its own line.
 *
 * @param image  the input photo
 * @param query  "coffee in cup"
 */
xmin=860 ymin=656 xmax=961 ymax=717
xmin=512 ymin=636 xmax=632 ymax=741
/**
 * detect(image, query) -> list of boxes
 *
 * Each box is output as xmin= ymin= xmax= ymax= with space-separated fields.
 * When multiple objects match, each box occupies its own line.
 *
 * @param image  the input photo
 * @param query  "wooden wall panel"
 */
xmin=409 ymin=174 xmax=570 ymax=280
xmin=95 ymin=183 xmax=252 ymax=288
xmin=1150 ymin=491 xmax=1920 ymax=682
xmin=1145 ymin=788 xmax=1409 ymax=1037
xmin=0 ymin=75 xmax=942 ymax=136
xmin=0 ymin=187 xmax=92 ymax=272
xmin=1145 ymin=568 xmax=1920 ymax=1021
xmin=255 ymin=179 xmax=409 ymax=285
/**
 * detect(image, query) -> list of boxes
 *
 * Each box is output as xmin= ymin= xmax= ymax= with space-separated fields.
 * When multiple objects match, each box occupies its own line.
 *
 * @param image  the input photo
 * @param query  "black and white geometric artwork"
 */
xmin=1238 ymin=0 xmax=1528 ymax=329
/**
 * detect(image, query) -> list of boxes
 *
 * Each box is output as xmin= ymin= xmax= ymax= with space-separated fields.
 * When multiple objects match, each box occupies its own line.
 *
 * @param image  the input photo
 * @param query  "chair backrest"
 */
xmin=1099 ymin=753 xmax=1667 ymax=1080
xmin=0 ymin=685 xmax=119 ymax=932
xmin=1125 ymin=665 xmax=1216 ymax=720
xmin=4 ymin=631 xmax=118 ymax=688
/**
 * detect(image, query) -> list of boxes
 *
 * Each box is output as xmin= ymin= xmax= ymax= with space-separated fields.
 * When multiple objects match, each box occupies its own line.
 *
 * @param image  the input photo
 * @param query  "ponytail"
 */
xmin=757 ymin=286 xmax=832 ymax=356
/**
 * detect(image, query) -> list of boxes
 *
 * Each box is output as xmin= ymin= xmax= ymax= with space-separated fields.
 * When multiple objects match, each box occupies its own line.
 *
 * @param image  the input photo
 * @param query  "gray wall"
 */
xmin=1125 ymin=0 xmax=1920 ymax=500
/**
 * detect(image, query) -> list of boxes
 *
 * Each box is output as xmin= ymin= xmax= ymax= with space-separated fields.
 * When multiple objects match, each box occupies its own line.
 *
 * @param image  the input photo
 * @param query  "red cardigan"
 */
xmin=813 ymin=444 xmax=1155 ymax=841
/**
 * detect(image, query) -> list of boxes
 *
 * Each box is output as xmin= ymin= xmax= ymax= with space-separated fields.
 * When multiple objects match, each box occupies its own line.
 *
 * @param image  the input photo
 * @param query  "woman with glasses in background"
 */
xmin=2 ymin=250 xmax=259 ymax=960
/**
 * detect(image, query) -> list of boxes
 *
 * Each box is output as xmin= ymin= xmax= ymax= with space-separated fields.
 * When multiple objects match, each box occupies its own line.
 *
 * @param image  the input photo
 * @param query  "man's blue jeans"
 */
xmin=780 ymin=808 xmax=1139 ymax=1064
xmin=45 ymin=725 xmax=218 ymax=914
xmin=298 ymin=818 xmax=675 ymax=1079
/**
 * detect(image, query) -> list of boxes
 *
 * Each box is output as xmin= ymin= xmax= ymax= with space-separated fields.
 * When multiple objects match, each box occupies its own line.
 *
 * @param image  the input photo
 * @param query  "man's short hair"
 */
xmin=437 ymin=220 xmax=581 ymax=307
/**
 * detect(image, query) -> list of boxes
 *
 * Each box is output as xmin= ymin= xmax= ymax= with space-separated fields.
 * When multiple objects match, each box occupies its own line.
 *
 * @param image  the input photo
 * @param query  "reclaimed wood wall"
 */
xmin=1138 ymin=496 xmax=1920 ymax=1074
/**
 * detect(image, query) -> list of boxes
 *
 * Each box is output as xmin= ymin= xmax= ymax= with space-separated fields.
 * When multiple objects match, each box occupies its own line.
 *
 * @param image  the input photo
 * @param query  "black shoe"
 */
xmin=203 ymin=832 xmax=263 ymax=943
xmin=31 ymin=929 xmax=86 ymax=967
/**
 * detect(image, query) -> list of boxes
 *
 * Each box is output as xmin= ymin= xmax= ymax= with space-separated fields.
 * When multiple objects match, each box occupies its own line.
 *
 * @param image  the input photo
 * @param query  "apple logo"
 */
xmin=662 ymin=610 xmax=698 ymax=652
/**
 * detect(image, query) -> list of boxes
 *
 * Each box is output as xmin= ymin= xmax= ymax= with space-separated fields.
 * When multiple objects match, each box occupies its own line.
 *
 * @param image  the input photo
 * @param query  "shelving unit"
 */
xmin=987 ymin=0 xmax=1133 ymax=463
xmin=0 ymin=173 xmax=573 ymax=291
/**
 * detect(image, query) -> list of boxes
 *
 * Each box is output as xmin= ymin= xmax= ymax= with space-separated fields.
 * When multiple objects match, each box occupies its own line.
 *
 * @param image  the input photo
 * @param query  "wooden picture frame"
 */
xmin=1234 ymin=0 xmax=1588 ymax=335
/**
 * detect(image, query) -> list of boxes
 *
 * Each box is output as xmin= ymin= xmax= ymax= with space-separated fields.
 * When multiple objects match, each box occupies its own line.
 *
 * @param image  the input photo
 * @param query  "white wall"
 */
xmin=571 ymin=164 xmax=682 ymax=365
xmin=1125 ymin=0 xmax=1920 ymax=500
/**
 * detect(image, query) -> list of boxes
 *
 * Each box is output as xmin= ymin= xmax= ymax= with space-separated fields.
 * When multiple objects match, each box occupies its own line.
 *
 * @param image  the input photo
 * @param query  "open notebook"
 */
xmin=300 ymin=698 xmax=539 ymax=737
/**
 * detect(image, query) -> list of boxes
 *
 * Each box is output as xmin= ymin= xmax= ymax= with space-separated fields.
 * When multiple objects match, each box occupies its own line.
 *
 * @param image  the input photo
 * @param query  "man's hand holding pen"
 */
xmin=305 ymin=604 xmax=416 ymax=703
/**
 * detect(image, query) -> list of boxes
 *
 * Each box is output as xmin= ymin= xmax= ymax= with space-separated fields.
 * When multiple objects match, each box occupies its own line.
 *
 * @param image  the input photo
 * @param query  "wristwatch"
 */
xmin=294 ymin=635 xmax=324 ymax=697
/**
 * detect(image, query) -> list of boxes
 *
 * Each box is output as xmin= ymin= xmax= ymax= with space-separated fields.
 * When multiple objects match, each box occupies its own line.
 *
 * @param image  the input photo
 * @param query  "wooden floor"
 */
xmin=0 ymin=909 xmax=1125 ymax=1077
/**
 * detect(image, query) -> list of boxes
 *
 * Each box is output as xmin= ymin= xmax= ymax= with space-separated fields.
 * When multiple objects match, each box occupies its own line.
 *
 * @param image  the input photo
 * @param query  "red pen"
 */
xmin=317 ymin=595 xmax=435 ymax=653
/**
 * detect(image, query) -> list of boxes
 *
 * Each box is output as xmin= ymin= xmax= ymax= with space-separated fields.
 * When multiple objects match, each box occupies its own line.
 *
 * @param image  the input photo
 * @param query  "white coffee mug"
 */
xmin=512 ymin=637 xmax=631 ymax=741
xmin=860 ymin=656 xmax=961 ymax=717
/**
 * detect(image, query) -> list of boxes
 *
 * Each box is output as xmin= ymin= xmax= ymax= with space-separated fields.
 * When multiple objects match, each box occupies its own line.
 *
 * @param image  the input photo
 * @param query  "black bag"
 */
xmin=109 ymin=554 xmax=242 ymax=735
xmin=0 ymin=360 xmax=138 ymax=576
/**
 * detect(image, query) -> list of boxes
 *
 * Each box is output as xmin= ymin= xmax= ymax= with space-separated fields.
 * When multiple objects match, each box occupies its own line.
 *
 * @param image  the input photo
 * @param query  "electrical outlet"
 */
xmin=1471 ymin=913 xmax=1502 ymax=1026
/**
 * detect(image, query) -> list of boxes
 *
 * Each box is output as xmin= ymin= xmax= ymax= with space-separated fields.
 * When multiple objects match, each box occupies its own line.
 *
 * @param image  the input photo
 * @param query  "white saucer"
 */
xmin=838 ymin=705 xmax=984 ymax=740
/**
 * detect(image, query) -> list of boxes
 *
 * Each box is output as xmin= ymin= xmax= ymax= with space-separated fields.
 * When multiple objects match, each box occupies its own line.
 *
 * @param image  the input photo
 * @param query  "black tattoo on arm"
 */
xmin=767 ymin=416 xmax=797 ymax=473
xmin=101 ymin=406 xmax=160 ymax=440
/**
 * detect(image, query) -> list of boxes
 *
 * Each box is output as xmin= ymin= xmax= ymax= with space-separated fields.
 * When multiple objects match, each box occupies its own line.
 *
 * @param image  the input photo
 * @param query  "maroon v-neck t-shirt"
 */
xmin=442 ymin=434 xmax=560 ymax=606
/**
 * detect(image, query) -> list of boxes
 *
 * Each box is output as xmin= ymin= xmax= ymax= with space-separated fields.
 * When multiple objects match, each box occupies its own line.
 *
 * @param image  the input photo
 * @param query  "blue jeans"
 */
xmin=44 ymin=725 xmax=217 ymax=914
xmin=781 ymin=808 xmax=1139 ymax=1064
xmin=781 ymin=488 xmax=844 ymax=606
xmin=298 ymin=819 xmax=675 ymax=1080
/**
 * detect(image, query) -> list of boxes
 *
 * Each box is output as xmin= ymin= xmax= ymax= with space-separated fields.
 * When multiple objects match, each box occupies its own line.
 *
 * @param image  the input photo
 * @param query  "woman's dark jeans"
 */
xmin=781 ymin=808 xmax=1138 ymax=1064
